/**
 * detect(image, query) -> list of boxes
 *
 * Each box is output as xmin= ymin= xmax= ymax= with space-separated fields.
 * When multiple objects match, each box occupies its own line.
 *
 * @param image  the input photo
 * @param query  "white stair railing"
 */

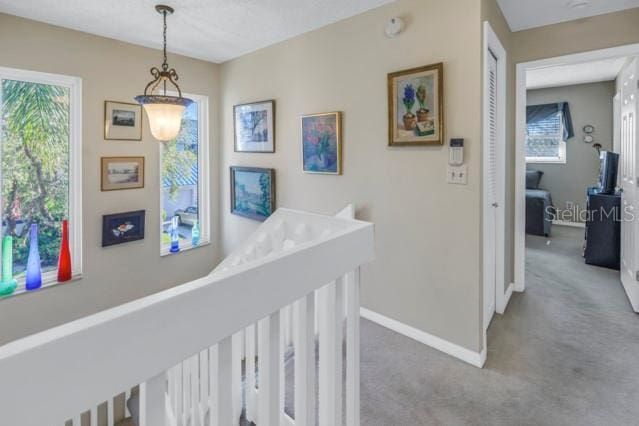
xmin=0 ymin=208 xmax=374 ymax=426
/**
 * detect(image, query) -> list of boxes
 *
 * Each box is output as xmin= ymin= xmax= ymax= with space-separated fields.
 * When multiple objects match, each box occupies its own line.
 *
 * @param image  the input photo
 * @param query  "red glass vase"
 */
xmin=57 ymin=219 xmax=72 ymax=282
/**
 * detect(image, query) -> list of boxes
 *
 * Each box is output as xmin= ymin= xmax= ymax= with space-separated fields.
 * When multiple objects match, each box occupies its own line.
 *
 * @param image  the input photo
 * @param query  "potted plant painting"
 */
xmin=402 ymin=84 xmax=417 ymax=131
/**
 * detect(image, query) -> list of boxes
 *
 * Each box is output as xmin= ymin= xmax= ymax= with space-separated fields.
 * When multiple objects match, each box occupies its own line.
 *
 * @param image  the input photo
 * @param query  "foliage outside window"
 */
xmin=0 ymin=68 xmax=81 ymax=294
xmin=160 ymin=95 xmax=209 ymax=254
xmin=526 ymin=111 xmax=566 ymax=163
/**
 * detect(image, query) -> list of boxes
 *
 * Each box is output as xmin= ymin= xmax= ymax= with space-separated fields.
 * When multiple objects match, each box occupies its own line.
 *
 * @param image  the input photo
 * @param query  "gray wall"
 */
xmin=527 ymin=82 xmax=615 ymax=222
xmin=0 ymin=14 xmax=221 ymax=345
xmin=220 ymin=0 xmax=485 ymax=353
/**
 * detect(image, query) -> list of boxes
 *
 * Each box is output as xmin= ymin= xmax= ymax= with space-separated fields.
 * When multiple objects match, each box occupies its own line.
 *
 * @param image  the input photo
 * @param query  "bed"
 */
xmin=526 ymin=170 xmax=554 ymax=237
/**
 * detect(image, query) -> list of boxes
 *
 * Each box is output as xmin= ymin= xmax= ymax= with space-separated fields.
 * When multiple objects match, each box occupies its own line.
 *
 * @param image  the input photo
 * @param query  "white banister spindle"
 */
xmin=90 ymin=407 xmax=97 ymax=426
xmin=245 ymin=325 xmax=257 ymax=423
xmin=346 ymin=268 xmax=361 ymax=426
xmin=140 ymin=372 xmax=167 ymax=426
xmin=190 ymin=355 xmax=201 ymax=426
xmin=319 ymin=276 xmax=344 ymax=426
xmin=232 ymin=332 xmax=243 ymax=424
xmin=258 ymin=312 xmax=281 ymax=426
xmin=212 ymin=338 xmax=233 ymax=426
xmin=294 ymin=292 xmax=316 ymax=426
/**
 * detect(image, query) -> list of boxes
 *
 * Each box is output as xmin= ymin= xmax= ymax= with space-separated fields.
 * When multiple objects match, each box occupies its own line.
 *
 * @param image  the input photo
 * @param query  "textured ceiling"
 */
xmin=527 ymin=57 xmax=627 ymax=90
xmin=0 ymin=0 xmax=394 ymax=63
xmin=497 ymin=0 xmax=639 ymax=31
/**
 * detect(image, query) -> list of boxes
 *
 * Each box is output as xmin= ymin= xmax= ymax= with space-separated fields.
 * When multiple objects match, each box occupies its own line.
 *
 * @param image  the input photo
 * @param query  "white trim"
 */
xmin=515 ymin=42 xmax=639 ymax=294
xmin=482 ymin=22 xmax=508 ymax=327
xmin=552 ymin=220 xmax=586 ymax=229
xmin=159 ymin=92 xmax=211 ymax=255
xmin=360 ymin=307 xmax=486 ymax=368
xmin=0 ymin=66 xmax=82 ymax=296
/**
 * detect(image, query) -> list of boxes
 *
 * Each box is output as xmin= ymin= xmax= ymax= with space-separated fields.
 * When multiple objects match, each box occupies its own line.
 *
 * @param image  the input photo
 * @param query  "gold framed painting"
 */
xmin=388 ymin=63 xmax=444 ymax=146
xmin=301 ymin=111 xmax=342 ymax=175
xmin=104 ymin=101 xmax=143 ymax=141
xmin=101 ymin=157 xmax=145 ymax=191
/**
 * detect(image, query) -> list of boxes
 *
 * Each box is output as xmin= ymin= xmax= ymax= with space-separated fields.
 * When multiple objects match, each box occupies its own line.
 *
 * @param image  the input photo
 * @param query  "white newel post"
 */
xmin=346 ymin=268 xmax=361 ymax=426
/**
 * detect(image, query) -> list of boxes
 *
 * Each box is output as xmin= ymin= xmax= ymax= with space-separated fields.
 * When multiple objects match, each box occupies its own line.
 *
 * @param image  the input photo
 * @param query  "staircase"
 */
xmin=0 ymin=207 xmax=374 ymax=426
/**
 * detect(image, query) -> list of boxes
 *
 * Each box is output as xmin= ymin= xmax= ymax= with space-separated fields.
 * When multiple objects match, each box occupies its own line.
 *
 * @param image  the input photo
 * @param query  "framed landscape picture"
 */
xmin=234 ymin=100 xmax=275 ymax=152
xmin=101 ymin=157 xmax=144 ymax=191
xmin=230 ymin=166 xmax=275 ymax=221
xmin=104 ymin=101 xmax=142 ymax=140
xmin=388 ymin=63 xmax=444 ymax=146
xmin=301 ymin=111 xmax=341 ymax=174
xmin=102 ymin=210 xmax=145 ymax=247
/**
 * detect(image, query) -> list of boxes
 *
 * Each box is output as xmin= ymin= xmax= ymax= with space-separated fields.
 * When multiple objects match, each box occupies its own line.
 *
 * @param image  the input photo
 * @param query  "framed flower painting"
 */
xmin=388 ymin=63 xmax=444 ymax=146
xmin=301 ymin=111 xmax=342 ymax=174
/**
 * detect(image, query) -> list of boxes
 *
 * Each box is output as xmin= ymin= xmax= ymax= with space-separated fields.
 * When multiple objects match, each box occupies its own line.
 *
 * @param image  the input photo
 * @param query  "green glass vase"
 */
xmin=0 ymin=236 xmax=17 ymax=296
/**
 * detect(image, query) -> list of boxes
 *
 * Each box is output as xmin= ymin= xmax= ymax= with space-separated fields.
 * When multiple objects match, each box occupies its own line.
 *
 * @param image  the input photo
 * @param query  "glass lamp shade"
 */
xmin=135 ymin=95 xmax=193 ymax=141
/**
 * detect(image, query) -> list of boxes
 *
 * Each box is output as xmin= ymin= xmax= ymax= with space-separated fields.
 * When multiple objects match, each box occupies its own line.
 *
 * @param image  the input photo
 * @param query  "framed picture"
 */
xmin=301 ymin=111 xmax=342 ymax=174
xmin=388 ymin=63 xmax=444 ymax=146
xmin=102 ymin=210 xmax=145 ymax=247
xmin=230 ymin=166 xmax=275 ymax=221
xmin=101 ymin=157 xmax=145 ymax=191
xmin=233 ymin=100 xmax=275 ymax=153
xmin=104 ymin=101 xmax=143 ymax=140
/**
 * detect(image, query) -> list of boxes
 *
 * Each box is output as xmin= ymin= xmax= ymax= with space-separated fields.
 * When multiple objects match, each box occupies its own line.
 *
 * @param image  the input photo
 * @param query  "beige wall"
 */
xmin=0 ymin=14 xmax=221 ymax=345
xmin=527 ymin=82 xmax=616 ymax=221
xmin=220 ymin=0 xmax=484 ymax=352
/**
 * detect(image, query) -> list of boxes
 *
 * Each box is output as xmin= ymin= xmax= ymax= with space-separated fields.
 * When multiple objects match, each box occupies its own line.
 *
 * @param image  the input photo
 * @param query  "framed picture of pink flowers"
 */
xmin=301 ymin=111 xmax=342 ymax=174
xmin=388 ymin=63 xmax=444 ymax=146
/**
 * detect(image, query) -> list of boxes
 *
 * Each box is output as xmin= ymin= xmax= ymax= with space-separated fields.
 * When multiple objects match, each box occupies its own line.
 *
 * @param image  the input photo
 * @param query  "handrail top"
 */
xmin=0 ymin=208 xmax=373 ymax=360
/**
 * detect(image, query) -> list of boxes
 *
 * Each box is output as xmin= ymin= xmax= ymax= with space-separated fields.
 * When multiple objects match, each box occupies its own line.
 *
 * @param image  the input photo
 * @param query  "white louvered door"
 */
xmin=484 ymin=51 xmax=498 ymax=328
xmin=620 ymin=57 xmax=639 ymax=312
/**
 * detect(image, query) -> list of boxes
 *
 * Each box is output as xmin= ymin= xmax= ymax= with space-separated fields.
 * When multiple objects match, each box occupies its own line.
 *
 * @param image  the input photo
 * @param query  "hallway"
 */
xmin=359 ymin=226 xmax=639 ymax=425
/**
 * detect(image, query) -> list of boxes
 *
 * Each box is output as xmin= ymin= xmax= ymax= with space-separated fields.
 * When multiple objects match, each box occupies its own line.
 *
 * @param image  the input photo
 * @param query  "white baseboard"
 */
xmin=360 ymin=307 xmax=486 ymax=368
xmin=553 ymin=220 xmax=585 ymax=228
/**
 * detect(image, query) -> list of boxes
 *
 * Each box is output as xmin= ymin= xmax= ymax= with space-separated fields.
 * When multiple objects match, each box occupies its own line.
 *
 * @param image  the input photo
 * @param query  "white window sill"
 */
xmin=160 ymin=240 xmax=211 ymax=257
xmin=526 ymin=158 xmax=566 ymax=164
xmin=1 ymin=270 xmax=82 ymax=300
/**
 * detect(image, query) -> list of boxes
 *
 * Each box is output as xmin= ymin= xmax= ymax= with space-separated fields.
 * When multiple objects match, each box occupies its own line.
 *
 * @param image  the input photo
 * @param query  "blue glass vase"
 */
xmin=170 ymin=216 xmax=180 ymax=253
xmin=25 ymin=224 xmax=42 ymax=291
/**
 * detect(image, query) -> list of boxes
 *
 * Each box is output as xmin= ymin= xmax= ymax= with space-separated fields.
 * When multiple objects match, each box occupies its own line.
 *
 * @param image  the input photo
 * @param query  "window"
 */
xmin=526 ymin=111 xmax=566 ymax=163
xmin=160 ymin=93 xmax=209 ymax=255
xmin=0 ymin=67 xmax=82 ymax=296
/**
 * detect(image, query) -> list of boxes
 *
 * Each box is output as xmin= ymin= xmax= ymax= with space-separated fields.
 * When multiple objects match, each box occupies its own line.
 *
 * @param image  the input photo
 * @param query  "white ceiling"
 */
xmin=526 ymin=57 xmax=627 ymax=90
xmin=0 ymin=0 xmax=394 ymax=63
xmin=497 ymin=0 xmax=639 ymax=31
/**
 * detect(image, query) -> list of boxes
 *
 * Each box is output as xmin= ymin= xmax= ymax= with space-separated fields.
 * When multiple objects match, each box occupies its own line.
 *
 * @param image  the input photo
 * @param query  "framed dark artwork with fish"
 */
xmin=388 ymin=63 xmax=444 ymax=146
xmin=102 ymin=210 xmax=145 ymax=247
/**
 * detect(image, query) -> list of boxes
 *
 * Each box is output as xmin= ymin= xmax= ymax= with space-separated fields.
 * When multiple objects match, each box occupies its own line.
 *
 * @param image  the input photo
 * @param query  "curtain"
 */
xmin=526 ymin=102 xmax=574 ymax=141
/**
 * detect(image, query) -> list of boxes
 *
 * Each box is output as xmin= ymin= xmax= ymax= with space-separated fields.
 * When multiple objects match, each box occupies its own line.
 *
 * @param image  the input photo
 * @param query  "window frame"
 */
xmin=0 ymin=66 xmax=83 ymax=295
xmin=159 ymin=92 xmax=210 ymax=256
xmin=525 ymin=111 xmax=567 ymax=164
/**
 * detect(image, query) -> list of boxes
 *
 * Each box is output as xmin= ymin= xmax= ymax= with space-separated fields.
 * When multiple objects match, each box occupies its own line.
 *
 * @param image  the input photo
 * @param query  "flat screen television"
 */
xmin=597 ymin=151 xmax=619 ymax=195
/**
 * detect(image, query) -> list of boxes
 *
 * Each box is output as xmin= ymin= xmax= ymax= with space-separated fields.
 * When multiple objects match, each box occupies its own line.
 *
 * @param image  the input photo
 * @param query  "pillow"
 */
xmin=526 ymin=170 xmax=543 ymax=189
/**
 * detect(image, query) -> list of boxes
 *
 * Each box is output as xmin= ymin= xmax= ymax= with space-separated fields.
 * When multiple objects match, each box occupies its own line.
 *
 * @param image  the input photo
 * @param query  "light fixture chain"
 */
xmin=162 ymin=10 xmax=168 ymax=71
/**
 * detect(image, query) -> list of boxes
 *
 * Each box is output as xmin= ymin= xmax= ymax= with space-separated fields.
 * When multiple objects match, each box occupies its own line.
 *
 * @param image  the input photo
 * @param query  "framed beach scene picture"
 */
xmin=230 ymin=166 xmax=275 ymax=221
xmin=104 ymin=101 xmax=142 ymax=140
xmin=101 ymin=157 xmax=144 ymax=191
xmin=388 ymin=63 xmax=444 ymax=146
xmin=301 ymin=111 xmax=341 ymax=174
xmin=234 ymin=100 xmax=275 ymax=152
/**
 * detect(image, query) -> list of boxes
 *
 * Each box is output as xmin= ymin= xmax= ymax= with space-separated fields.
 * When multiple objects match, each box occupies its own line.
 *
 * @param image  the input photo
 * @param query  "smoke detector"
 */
xmin=385 ymin=17 xmax=404 ymax=38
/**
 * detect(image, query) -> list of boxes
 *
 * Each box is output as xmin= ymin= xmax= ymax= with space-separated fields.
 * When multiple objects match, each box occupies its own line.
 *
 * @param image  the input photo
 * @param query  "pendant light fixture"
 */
xmin=135 ymin=5 xmax=193 ymax=141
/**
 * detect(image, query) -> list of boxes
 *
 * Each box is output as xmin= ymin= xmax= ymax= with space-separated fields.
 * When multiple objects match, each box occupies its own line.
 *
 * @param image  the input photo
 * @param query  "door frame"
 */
xmin=483 ymin=22 xmax=507 ymax=332
xmin=514 ymin=42 xmax=639 ymax=293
